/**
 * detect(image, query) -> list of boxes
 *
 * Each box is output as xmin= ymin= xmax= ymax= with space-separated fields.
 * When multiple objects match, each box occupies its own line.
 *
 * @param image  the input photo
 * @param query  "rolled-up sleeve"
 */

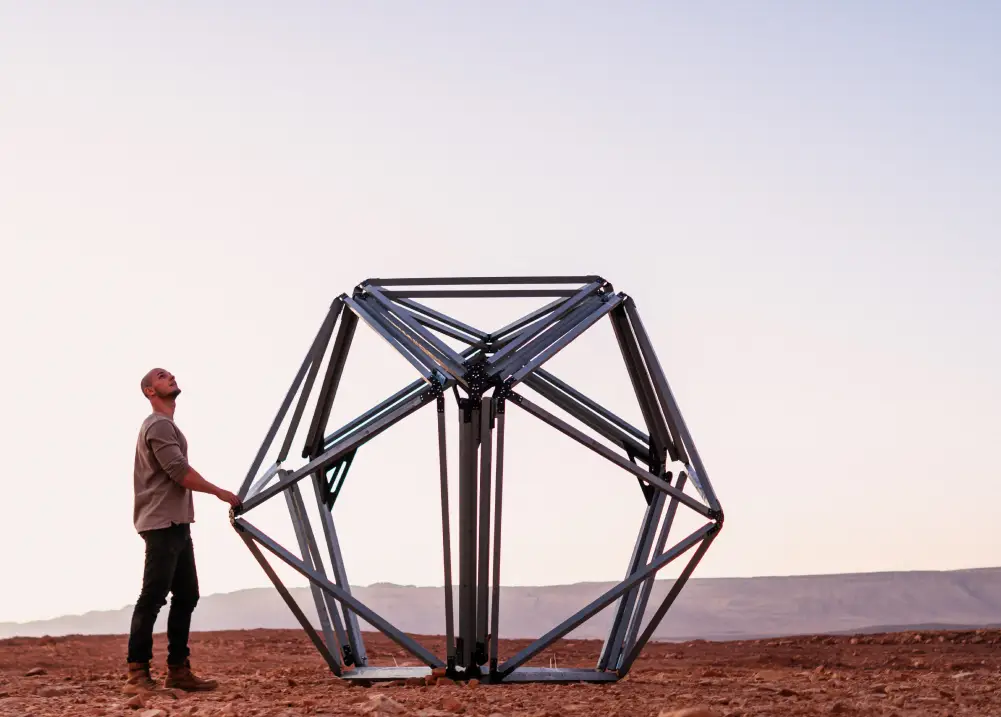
xmin=146 ymin=419 xmax=190 ymax=483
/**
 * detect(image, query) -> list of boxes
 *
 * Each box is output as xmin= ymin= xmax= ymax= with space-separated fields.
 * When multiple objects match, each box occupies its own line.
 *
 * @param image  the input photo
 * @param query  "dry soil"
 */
xmin=1 ymin=628 xmax=999 ymax=716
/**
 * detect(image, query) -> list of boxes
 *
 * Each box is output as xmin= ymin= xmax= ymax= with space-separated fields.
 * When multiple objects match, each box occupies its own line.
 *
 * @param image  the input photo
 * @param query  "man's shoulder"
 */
xmin=139 ymin=412 xmax=180 ymax=439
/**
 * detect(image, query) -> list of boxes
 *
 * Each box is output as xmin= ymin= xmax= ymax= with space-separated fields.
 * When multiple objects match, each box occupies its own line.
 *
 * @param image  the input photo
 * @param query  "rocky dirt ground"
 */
xmin=0 ymin=628 xmax=998 ymax=716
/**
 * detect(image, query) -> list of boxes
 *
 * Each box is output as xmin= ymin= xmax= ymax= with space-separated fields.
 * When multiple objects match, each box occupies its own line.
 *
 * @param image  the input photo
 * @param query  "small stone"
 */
xmin=871 ymin=684 xmax=887 ymax=694
xmin=829 ymin=702 xmax=847 ymax=714
xmin=37 ymin=685 xmax=73 ymax=697
xmin=405 ymin=677 xmax=425 ymax=687
xmin=431 ymin=667 xmax=448 ymax=678
xmin=126 ymin=694 xmax=145 ymax=709
xmin=361 ymin=693 xmax=406 ymax=715
xmin=658 ymin=710 xmax=720 ymax=717
xmin=466 ymin=679 xmax=480 ymax=689
xmin=140 ymin=710 xmax=168 ymax=717
xmin=25 ymin=667 xmax=47 ymax=677
xmin=441 ymin=696 xmax=465 ymax=713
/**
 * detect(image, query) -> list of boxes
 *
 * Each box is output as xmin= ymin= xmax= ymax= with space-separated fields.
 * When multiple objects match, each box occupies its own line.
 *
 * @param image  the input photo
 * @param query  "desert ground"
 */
xmin=0 ymin=628 xmax=998 ymax=717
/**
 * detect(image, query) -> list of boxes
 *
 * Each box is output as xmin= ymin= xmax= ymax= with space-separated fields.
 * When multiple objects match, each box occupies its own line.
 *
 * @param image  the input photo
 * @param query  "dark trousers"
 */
xmin=126 ymin=522 xmax=200 ymax=665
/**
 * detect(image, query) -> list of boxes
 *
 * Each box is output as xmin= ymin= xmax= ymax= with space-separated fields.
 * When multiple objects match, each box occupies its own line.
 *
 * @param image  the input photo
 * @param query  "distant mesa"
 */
xmin=2 ymin=566 xmax=1000 ymax=641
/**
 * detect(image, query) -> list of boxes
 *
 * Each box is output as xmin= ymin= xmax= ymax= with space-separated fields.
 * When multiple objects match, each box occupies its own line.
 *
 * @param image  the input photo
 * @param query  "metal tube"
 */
xmin=457 ymin=399 xmax=478 ymax=668
xmin=238 ymin=313 xmax=324 ymax=500
xmin=597 ymin=490 xmax=666 ymax=670
xmin=363 ymin=285 xmax=468 ymax=373
xmin=509 ymin=393 xmax=711 ymax=517
xmin=319 ymin=346 xmax=478 ymax=449
xmin=277 ymin=300 xmax=343 ymax=462
xmin=534 ymin=368 xmax=648 ymax=442
xmin=312 ymin=473 xmax=367 ymax=666
xmin=342 ymin=295 xmax=437 ymax=381
xmin=236 ymin=518 xmax=444 ymax=667
xmin=237 ymin=531 xmax=342 ymax=676
xmin=488 ymin=404 xmax=506 ymax=672
xmin=623 ymin=299 xmax=721 ymax=512
xmin=413 ymin=314 xmax=488 ymax=348
xmin=490 ymin=296 xmax=601 ymax=376
xmin=476 ymin=396 xmax=494 ymax=662
xmin=437 ymin=399 xmax=456 ymax=663
xmin=491 ymin=296 xmax=605 ymax=379
xmin=522 ymin=374 xmax=650 ymax=461
xmin=617 ymin=531 xmax=717 ymax=677
xmin=609 ymin=305 xmax=675 ymax=465
xmin=365 ymin=276 xmax=603 ymax=286
xmin=487 ymin=281 xmax=604 ymax=371
xmin=510 ymin=296 xmax=622 ymax=383
xmin=488 ymin=296 xmax=567 ymax=343
xmin=240 ymin=391 xmax=434 ymax=513
xmin=246 ymin=461 xmax=281 ymax=499
xmin=323 ymin=382 xmax=425 ymax=448
xmin=284 ymin=486 xmax=345 ymax=655
xmin=384 ymin=289 xmax=578 ymax=299
xmin=393 ymin=297 xmax=489 ymax=340
xmin=621 ymin=472 xmax=689 ymax=660
xmin=300 ymin=305 xmax=357 ymax=459
xmin=497 ymin=523 xmax=715 ymax=676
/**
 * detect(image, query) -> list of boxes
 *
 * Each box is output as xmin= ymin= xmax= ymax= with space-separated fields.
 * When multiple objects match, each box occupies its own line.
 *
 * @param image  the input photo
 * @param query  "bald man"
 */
xmin=125 ymin=367 xmax=240 ymax=694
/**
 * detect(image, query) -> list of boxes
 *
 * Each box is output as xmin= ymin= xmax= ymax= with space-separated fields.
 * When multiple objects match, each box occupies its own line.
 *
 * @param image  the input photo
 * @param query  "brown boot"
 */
xmin=123 ymin=661 xmax=158 ymax=694
xmin=164 ymin=660 xmax=219 ymax=691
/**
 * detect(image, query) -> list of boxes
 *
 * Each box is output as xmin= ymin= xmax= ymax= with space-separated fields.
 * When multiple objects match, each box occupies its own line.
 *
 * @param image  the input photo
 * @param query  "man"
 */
xmin=125 ymin=367 xmax=240 ymax=694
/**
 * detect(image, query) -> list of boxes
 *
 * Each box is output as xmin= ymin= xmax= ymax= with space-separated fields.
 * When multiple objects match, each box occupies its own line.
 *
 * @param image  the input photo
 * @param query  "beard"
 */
xmin=159 ymin=387 xmax=182 ymax=399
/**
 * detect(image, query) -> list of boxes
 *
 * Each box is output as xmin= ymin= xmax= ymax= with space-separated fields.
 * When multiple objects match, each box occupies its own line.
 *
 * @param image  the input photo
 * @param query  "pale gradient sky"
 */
xmin=1 ymin=2 xmax=999 ymax=625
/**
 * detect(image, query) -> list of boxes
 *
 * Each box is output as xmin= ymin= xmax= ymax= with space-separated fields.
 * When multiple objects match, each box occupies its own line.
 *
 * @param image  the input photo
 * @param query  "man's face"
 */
xmin=146 ymin=368 xmax=181 ymax=399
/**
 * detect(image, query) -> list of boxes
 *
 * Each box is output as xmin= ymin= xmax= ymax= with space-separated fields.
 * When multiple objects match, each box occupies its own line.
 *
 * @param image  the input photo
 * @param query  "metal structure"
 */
xmin=230 ymin=275 xmax=723 ymax=684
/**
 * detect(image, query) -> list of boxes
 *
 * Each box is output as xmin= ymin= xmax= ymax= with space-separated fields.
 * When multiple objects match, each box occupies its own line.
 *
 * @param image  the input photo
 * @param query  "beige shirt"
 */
xmin=133 ymin=412 xmax=194 ymax=532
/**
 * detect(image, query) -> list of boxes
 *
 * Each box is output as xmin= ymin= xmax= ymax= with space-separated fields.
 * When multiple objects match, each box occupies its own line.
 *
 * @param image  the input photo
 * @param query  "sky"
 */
xmin=1 ymin=1 xmax=999 ymax=625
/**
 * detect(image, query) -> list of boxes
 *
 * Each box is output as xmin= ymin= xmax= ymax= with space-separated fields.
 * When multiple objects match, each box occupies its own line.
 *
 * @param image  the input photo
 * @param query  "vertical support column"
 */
xmin=436 ymin=396 xmax=456 ymax=667
xmin=312 ymin=475 xmax=367 ymax=666
xmin=489 ymin=399 xmax=506 ymax=674
xmin=597 ymin=488 xmax=666 ymax=671
xmin=456 ymin=397 xmax=479 ymax=669
xmin=475 ymin=395 xmax=494 ymax=665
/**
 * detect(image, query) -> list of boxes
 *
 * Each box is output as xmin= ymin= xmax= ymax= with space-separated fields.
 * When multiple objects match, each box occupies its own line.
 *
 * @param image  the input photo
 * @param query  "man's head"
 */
xmin=141 ymin=368 xmax=181 ymax=402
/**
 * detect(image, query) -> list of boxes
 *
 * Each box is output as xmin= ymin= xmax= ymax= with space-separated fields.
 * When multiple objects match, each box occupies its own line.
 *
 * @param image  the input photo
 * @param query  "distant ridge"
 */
xmin=3 ymin=567 xmax=1000 ymax=642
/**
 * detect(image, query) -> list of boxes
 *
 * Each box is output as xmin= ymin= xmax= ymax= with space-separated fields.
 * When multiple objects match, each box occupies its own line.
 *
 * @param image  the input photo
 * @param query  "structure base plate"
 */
xmin=340 ymin=666 xmax=620 ymax=684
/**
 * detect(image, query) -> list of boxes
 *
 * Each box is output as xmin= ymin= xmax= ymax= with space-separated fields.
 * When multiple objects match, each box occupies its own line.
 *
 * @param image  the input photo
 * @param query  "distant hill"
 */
xmin=3 ymin=567 xmax=1000 ymax=642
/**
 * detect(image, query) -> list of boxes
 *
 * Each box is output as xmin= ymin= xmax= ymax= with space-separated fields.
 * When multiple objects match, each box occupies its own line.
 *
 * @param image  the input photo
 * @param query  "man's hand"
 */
xmin=215 ymin=488 xmax=241 ymax=508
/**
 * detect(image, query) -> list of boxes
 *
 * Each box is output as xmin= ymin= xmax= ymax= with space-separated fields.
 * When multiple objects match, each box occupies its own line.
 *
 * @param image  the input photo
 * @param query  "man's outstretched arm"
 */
xmin=179 ymin=466 xmax=241 ymax=507
xmin=146 ymin=419 xmax=240 ymax=508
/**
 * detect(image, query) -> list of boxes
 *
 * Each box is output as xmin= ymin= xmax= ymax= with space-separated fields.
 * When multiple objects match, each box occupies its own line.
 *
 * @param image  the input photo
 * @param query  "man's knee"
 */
xmin=170 ymin=586 xmax=199 ymax=613
xmin=136 ymin=582 xmax=170 ymax=612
